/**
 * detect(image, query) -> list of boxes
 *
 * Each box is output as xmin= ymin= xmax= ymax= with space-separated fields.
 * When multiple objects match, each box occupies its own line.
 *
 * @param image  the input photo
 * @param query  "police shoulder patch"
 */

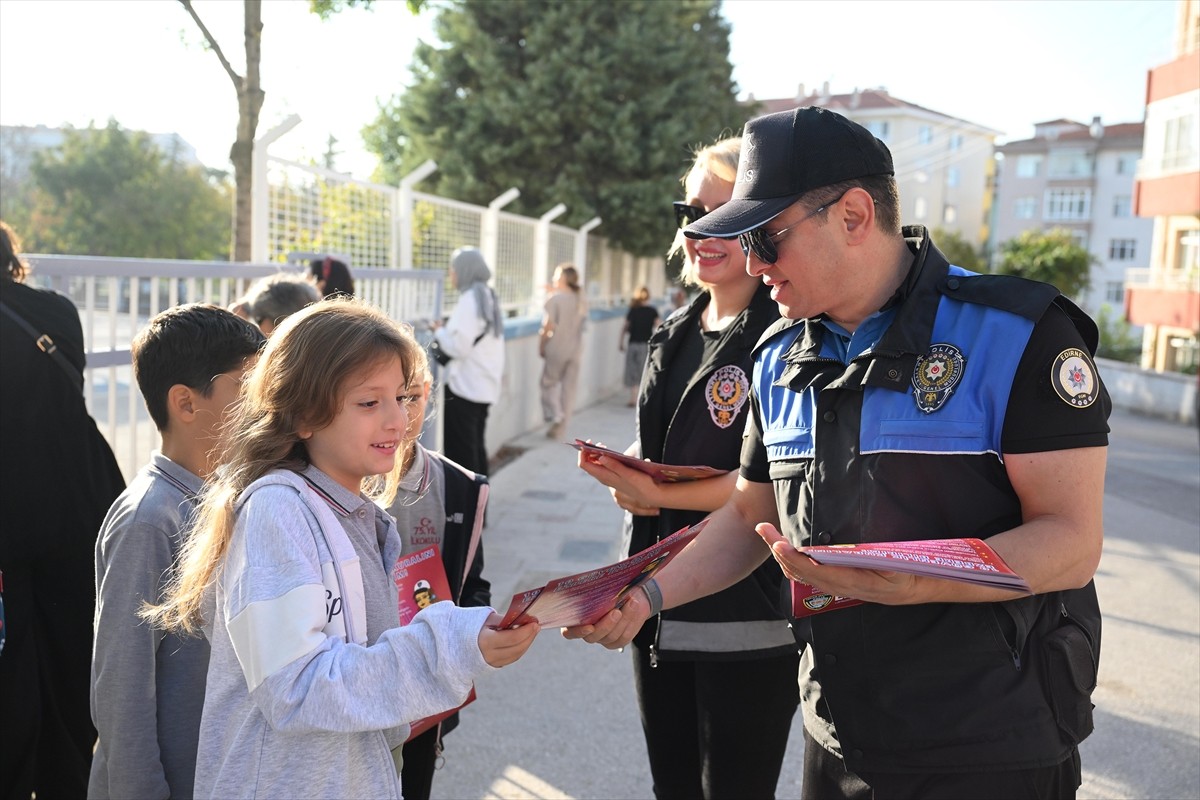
xmin=1051 ymin=348 xmax=1099 ymax=408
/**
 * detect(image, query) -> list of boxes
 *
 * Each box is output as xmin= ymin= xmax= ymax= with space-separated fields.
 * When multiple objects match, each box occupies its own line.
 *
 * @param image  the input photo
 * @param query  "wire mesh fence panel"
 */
xmin=496 ymin=213 xmax=536 ymax=315
xmin=267 ymin=159 xmax=395 ymax=269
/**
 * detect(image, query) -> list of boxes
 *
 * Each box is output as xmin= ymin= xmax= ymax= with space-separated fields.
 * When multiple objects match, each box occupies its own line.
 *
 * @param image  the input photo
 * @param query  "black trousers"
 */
xmin=441 ymin=386 xmax=490 ymax=477
xmin=632 ymin=642 xmax=800 ymax=800
xmin=800 ymin=728 xmax=1083 ymax=800
xmin=0 ymin=560 xmax=97 ymax=800
xmin=399 ymin=725 xmax=438 ymax=800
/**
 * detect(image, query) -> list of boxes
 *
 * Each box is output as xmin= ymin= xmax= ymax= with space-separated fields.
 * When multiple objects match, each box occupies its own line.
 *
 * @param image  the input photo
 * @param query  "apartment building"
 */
xmin=1130 ymin=0 xmax=1200 ymax=373
xmin=752 ymin=85 xmax=1000 ymax=250
xmin=992 ymin=119 xmax=1154 ymax=318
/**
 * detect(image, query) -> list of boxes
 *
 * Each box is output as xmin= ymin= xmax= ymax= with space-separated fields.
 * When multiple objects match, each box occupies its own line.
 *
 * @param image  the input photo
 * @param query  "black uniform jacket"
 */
xmin=630 ymin=283 xmax=795 ymax=662
xmin=744 ymin=228 xmax=1106 ymax=773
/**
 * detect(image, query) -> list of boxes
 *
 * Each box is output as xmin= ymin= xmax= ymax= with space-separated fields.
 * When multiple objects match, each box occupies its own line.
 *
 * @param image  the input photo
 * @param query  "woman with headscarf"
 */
xmin=431 ymin=247 xmax=505 ymax=477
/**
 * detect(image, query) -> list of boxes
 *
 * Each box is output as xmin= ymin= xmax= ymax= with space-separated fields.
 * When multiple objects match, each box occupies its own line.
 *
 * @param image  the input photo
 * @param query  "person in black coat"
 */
xmin=0 ymin=220 xmax=126 ymax=798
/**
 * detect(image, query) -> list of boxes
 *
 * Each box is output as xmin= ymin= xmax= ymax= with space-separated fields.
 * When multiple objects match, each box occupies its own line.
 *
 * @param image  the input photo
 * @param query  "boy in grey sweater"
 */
xmin=88 ymin=304 xmax=263 ymax=799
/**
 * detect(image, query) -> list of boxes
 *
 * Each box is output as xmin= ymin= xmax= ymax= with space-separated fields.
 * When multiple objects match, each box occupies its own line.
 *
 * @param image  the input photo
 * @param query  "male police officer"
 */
xmin=568 ymin=107 xmax=1109 ymax=799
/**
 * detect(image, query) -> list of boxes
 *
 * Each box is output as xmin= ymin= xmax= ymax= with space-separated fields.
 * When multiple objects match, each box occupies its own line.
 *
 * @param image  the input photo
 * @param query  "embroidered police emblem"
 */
xmin=912 ymin=343 xmax=966 ymax=413
xmin=1051 ymin=348 xmax=1099 ymax=408
xmin=706 ymin=365 xmax=749 ymax=429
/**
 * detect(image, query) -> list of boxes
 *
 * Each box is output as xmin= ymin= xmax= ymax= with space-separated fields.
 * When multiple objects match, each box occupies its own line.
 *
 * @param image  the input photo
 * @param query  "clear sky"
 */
xmin=0 ymin=0 xmax=1180 ymax=180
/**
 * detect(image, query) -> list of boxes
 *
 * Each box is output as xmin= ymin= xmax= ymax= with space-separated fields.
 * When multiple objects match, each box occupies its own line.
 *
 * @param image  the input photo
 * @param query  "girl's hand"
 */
xmin=478 ymin=613 xmax=539 ymax=667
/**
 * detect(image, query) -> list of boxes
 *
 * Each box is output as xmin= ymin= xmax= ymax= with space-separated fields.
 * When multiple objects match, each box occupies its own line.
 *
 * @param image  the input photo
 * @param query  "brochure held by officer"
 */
xmin=569 ymin=440 xmax=730 ymax=484
xmin=791 ymin=537 xmax=1031 ymax=619
xmin=496 ymin=519 xmax=708 ymax=629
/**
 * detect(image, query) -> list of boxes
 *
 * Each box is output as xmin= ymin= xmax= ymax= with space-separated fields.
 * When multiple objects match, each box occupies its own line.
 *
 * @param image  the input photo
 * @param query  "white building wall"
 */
xmin=1087 ymin=147 xmax=1155 ymax=316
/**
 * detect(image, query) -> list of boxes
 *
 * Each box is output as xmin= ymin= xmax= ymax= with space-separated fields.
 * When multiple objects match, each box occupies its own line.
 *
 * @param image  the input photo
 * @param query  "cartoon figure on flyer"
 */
xmin=413 ymin=579 xmax=440 ymax=610
xmin=614 ymin=553 xmax=669 ymax=610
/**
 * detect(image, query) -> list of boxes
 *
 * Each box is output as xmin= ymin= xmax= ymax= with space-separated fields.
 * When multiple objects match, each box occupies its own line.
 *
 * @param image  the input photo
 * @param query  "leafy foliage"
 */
xmin=14 ymin=120 xmax=232 ymax=259
xmin=310 ymin=0 xmax=424 ymax=17
xmin=1094 ymin=303 xmax=1142 ymax=363
xmin=994 ymin=228 xmax=1094 ymax=299
xmin=931 ymin=227 xmax=983 ymax=272
xmin=363 ymin=0 xmax=749 ymax=257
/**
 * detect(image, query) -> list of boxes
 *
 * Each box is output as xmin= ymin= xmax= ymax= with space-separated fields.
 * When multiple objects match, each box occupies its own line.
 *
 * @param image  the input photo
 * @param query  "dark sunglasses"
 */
xmin=673 ymin=202 xmax=706 ymax=230
xmin=738 ymin=190 xmax=850 ymax=264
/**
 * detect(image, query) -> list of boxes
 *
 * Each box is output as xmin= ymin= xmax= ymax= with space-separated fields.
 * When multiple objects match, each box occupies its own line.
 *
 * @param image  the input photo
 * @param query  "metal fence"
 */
xmin=17 ymin=127 xmax=667 ymax=479
xmin=253 ymin=130 xmax=666 ymax=317
xmin=23 ymin=255 xmax=446 ymax=480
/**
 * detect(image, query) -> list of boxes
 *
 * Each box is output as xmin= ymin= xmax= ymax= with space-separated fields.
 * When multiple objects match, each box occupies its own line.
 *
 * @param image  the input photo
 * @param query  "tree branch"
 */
xmin=178 ymin=0 xmax=243 ymax=92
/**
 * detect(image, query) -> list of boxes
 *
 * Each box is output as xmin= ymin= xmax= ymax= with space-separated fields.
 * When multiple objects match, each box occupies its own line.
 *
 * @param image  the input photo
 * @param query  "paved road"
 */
xmin=431 ymin=398 xmax=1200 ymax=800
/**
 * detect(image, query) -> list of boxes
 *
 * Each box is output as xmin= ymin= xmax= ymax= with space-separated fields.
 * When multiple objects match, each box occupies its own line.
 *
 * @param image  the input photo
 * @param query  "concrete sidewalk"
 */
xmin=432 ymin=392 xmax=806 ymax=799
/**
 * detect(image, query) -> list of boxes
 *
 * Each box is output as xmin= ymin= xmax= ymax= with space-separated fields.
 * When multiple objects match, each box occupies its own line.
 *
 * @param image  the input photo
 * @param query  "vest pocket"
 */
xmin=1040 ymin=611 xmax=1097 ymax=745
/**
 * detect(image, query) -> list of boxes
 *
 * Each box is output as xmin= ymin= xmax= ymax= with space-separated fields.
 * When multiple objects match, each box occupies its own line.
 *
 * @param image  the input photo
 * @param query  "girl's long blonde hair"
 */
xmin=143 ymin=297 xmax=421 ymax=634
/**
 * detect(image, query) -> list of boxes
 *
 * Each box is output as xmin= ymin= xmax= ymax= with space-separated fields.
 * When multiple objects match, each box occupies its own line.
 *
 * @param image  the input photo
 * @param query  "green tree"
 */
xmin=363 ymin=0 xmax=749 ymax=257
xmin=931 ymin=227 xmax=983 ymax=272
xmin=994 ymin=228 xmax=1094 ymax=299
xmin=1094 ymin=303 xmax=1142 ymax=363
xmin=19 ymin=120 xmax=232 ymax=259
xmin=177 ymin=0 xmax=422 ymax=261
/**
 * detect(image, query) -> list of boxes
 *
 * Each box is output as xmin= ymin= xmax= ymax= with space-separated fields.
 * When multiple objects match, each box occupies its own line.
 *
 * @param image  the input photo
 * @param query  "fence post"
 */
xmin=535 ymin=203 xmax=568 ymax=315
xmin=574 ymin=217 xmax=602 ymax=284
xmin=252 ymin=115 xmax=301 ymax=262
xmin=398 ymin=160 xmax=438 ymax=270
xmin=484 ymin=188 xmax=521 ymax=275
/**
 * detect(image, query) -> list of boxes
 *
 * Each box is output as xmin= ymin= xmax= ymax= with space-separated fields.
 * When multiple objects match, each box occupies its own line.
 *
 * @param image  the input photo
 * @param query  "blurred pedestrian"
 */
xmin=539 ymin=263 xmax=587 ymax=439
xmin=238 ymin=272 xmax=321 ymax=335
xmin=620 ymin=286 xmax=660 ymax=407
xmin=432 ymin=247 xmax=505 ymax=478
xmin=309 ymin=256 xmax=355 ymax=298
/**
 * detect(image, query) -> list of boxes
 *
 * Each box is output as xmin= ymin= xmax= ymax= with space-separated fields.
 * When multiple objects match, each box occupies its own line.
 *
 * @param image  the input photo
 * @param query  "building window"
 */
xmin=1105 ymin=281 xmax=1125 ymax=304
xmin=948 ymin=133 xmax=964 ymax=151
xmin=1112 ymin=194 xmax=1132 ymax=218
xmin=1044 ymin=188 xmax=1092 ymax=221
xmin=918 ymin=125 xmax=933 ymax=145
xmin=914 ymin=197 xmax=927 ymax=220
xmin=943 ymin=205 xmax=957 ymax=224
xmin=1164 ymin=114 xmax=1198 ymax=171
xmin=1115 ymin=156 xmax=1133 ymax=175
xmin=1014 ymin=197 xmax=1037 ymax=219
xmin=865 ymin=120 xmax=890 ymax=142
xmin=1109 ymin=239 xmax=1137 ymax=260
xmin=1068 ymin=230 xmax=1089 ymax=249
xmin=1047 ymin=149 xmax=1094 ymax=178
xmin=946 ymin=167 xmax=960 ymax=188
xmin=1015 ymin=154 xmax=1042 ymax=177
xmin=1178 ymin=229 xmax=1200 ymax=272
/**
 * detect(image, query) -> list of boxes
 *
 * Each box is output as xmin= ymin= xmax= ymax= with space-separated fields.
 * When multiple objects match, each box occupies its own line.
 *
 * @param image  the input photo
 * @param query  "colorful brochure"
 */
xmin=790 ymin=537 xmax=1030 ymax=619
xmin=496 ymin=519 xmax=708 ymax=629
xmin=393 ymin=545 xmax=476 ymax=740
xmin=570 ymin=440 xmax=730 ymax=484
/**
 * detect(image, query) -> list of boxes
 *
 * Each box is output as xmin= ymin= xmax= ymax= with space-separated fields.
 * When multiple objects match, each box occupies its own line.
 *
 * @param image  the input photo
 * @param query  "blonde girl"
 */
xmin=145 ymin=297 xmax=536 ymax=800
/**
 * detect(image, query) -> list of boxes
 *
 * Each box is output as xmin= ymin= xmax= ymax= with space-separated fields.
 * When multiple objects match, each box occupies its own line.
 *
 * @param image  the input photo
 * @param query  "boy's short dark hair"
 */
xmin=133 ymin=303 xmax=266 ymax=431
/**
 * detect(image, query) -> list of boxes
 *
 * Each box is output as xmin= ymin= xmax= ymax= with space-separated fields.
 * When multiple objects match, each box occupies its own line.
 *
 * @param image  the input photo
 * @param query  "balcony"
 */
xmin=1124 ymin=268 xmax=1200 ymax=329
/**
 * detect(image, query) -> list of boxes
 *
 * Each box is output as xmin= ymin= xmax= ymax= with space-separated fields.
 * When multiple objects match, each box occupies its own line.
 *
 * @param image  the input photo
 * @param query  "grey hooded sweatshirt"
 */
xmin=193 ymin=467 xmax=495 ymax=799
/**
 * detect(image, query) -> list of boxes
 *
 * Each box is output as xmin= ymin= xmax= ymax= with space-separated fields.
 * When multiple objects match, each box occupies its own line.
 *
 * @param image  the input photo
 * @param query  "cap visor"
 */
xmin=683 ymin=195 xmax=797 ymax=239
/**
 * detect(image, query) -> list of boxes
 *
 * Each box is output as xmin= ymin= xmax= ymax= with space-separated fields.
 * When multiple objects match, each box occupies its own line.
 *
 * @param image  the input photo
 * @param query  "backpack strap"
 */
xmin=0 ymin=300 xmax=84 ymax=388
